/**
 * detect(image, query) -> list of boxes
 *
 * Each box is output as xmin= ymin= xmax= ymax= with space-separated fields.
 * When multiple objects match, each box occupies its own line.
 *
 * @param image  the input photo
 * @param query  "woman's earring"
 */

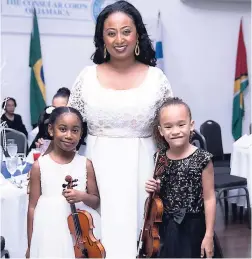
xmin=104 ymin=44 xmax=107 ymax=59
xmin=135 ymin=40 xmax=140 ymax=56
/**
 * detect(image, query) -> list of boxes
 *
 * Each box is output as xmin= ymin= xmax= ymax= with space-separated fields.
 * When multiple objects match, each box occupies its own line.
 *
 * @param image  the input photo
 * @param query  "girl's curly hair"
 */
xmin=91 ymin=0 xmax=156 ymax=66
xmin=153 ymin=97 xmax=192 ymax=150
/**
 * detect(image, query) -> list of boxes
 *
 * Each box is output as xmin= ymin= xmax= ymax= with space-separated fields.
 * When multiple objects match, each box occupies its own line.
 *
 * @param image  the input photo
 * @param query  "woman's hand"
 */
xmin=62 ymin=189 xmax=84 ymax=204
xmin=145 ymin=178 xmax=160 ymax=194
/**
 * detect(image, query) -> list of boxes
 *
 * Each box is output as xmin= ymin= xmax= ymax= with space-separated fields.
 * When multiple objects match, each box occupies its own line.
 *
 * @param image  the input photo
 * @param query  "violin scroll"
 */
xmin=62 ymin=176 xmax=78 ymax=189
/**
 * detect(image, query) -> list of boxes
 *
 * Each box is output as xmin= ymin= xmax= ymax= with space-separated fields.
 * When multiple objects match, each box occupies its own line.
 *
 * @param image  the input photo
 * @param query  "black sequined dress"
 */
xmin=156 ymin=148 xmax=223 ymax=258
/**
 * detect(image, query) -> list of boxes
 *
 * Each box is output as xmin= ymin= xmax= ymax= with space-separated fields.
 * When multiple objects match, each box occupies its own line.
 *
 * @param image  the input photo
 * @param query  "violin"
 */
xmin=137 ymin=153 xmax=164 ymax=258
xmin=62 ymin=175 xmax=106 ymax=258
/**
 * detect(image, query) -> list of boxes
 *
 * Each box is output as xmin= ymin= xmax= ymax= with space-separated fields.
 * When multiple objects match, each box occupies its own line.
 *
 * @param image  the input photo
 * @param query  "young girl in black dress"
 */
xmin=145 ymin=97 xmax=222 ymax=258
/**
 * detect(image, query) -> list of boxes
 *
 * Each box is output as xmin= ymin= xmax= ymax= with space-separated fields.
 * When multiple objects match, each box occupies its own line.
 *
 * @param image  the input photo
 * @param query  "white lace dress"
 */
xmin=29 ymin=153 xmax=101 ymax=258
xmin=68 ymin=65 xmax=173 ymax=259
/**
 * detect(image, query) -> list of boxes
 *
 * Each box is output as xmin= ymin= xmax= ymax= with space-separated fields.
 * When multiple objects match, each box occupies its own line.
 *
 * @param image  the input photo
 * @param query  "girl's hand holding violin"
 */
xmin=63 ymin=189 xmax=84 ymax=204
xmin=145 ymin=178 xmax=161 ymax=194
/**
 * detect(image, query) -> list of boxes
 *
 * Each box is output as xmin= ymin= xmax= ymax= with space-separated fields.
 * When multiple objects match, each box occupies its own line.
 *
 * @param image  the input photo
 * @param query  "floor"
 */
xmin=215 ymin=203 xmax=251 ymax=258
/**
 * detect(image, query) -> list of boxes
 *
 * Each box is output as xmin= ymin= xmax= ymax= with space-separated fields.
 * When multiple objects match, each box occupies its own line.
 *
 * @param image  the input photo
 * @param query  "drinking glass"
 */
xmin=7 ymin=144 xmax=18 ymax=158
xmin=7 ymin=139 xmax=15 ymax=145
xmin=6 ymin=156 xmax=18 ymax=184
xmin=40 ymin=139 xmax=51 ymax=154
xmin=33 ymin=148 xmax=41 ymax=161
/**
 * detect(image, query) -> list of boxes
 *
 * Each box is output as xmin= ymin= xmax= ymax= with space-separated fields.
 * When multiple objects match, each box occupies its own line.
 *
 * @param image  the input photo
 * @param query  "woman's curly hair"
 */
xmin=91 ymin=0 xmax=156 ymax=66
xmin=153 ymin=97 xmax=192 ymax=150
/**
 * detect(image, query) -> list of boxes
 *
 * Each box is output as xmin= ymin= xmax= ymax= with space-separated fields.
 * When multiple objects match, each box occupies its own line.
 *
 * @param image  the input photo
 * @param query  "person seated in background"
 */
xmin=51 ymin=87 xmax=71 ymax=107
xmin=28 ymin=87 xmax=71 ymax=147
xmin=26 ymin=106 xmax=55 ymax=163
xmin=32 ymin=87 xmax=87 ymax=155
xmin=1 ymin=97 xmax=28 ymax=137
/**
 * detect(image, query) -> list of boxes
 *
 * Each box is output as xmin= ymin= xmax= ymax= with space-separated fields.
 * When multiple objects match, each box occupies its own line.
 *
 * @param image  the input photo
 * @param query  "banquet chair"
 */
xmin=0 ymin=128 xmax=27 ymax=157
xmin=190 ymin=129 xmax=207 ymax=150
xmin=200 ymin=120 xmax=230 ymax=167
xmin=191 ymin=130 xmax=251 ymax=228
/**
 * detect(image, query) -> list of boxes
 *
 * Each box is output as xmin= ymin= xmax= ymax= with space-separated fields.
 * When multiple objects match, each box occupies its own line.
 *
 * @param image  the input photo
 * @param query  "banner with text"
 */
xmin=1 ymin=0 xmax=117 ymax=21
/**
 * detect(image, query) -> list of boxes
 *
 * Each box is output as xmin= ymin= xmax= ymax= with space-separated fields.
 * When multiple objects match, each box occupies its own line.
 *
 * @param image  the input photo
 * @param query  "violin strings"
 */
xmin=67 ymin=180 xmax=85 ymax=253
xmin=74 ymin=212 xmax=81 ymax=242
xmin=71 ymin=204 xmax=81 ymax=243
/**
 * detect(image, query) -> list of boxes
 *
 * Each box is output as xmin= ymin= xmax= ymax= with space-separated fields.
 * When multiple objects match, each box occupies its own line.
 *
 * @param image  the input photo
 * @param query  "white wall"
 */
xmin=1 ymin=0 xmax=251 ymax=153
xmin=133 ymin=0 xmax=251 ymax=153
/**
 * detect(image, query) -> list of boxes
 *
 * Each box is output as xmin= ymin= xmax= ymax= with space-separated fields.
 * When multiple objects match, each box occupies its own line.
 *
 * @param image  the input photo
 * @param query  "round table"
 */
xmin=0 ymin=162 xmax=32 ymax=258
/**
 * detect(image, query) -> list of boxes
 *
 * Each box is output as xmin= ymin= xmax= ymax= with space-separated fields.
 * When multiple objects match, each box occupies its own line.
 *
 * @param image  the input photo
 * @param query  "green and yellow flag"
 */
xmin=232 ymin=20 xmax=249 ymax=141
xmin=29 ymin=9 xmax=46 ymax=127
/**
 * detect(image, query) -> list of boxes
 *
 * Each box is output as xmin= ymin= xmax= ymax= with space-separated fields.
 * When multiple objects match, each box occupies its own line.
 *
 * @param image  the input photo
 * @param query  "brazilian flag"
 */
xmin=232 ymin=20 xmax=249 ymax=141
xmin=29 ymin=9 xmax=46 ymax=127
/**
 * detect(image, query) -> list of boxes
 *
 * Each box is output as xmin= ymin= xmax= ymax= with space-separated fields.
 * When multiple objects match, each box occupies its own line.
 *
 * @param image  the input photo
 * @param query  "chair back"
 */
xmin=200 ymin=120 xmax=224 ymax=156
xmin=191 ymin=129 xmax=207 ymax=150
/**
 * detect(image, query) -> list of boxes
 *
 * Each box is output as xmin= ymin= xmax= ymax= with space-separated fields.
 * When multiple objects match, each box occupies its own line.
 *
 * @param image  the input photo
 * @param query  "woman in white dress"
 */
xmin=68 ymin=1 xmax=173 ymax=258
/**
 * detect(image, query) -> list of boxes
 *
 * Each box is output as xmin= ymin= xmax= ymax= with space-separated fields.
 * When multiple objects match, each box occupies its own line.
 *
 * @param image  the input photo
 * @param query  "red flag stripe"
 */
xmin=235 ymin=20 xmax=248 ymax=80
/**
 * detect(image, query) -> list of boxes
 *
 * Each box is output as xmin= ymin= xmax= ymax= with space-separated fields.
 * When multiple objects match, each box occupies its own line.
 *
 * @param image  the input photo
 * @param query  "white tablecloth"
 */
xmin=0 ymin=177 xmax=28 ymax=258
xmin=230 ymin=143 xmax=252 ymax=207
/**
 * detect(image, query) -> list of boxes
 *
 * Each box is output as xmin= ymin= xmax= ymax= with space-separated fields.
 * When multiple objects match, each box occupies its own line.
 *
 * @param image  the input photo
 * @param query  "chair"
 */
xmin=214 ymin=174 xmax=251 ymax=228
xmin=191 ymin=129 xmax=251 ymax=228
xmin=191 ymin=129 xmax=229 ymax=175
xmin=191 ymin=129 xmax=207 ymax=150
xmin=200 ymin=120 xmax=230 ymax=167
xmin=1 ymin=236 xmax=10 ymax=258
xmin=0 ymin=128 xmax=27 ymax=157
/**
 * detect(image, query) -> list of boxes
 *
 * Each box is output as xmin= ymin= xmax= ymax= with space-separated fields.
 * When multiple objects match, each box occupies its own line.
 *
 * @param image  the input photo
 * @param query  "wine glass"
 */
xmin=6 ymin=156 xmax=18 ymax=184
xmin=16 ymin=155 xmax=27 ymax=187
xmin=0 ymin=146 xmax=3 ymax=163
xmin=40 ymin=139 xmax=51 ymax=154
xmin=7 ymin=143 xmax=18 ymax=158
xmin=17 ymin=154 xmax=26 ymax=171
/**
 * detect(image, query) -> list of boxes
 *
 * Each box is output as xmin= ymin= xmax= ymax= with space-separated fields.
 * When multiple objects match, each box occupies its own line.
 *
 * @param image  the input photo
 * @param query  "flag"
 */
xmin=155 ymin=11 xmax=164 ymax=70
xmin=29 ymin=9 xmax=46 ymax=127
xmin=232 ymin=20 xmax=249 ymax=141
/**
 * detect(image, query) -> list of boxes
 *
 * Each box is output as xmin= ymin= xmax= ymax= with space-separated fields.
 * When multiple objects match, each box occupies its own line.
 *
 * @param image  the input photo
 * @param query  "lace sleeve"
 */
xmin=160 ymin=71 xmax=173 ymax=100
xmin=68 ymin=68 xmax=88 ymax=121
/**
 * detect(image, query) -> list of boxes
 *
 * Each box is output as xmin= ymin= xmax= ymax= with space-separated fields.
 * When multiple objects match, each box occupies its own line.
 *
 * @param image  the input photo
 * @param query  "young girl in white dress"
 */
xmin=26 ymin=107 xmax=101 ymax=258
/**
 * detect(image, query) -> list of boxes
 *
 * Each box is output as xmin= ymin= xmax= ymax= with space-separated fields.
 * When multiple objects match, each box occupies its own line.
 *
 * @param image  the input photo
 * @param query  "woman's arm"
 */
xmin=27 ymin=161 xmax=41 ymax=250
xmin=83 ymin=159 xmax=100 ymax=209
